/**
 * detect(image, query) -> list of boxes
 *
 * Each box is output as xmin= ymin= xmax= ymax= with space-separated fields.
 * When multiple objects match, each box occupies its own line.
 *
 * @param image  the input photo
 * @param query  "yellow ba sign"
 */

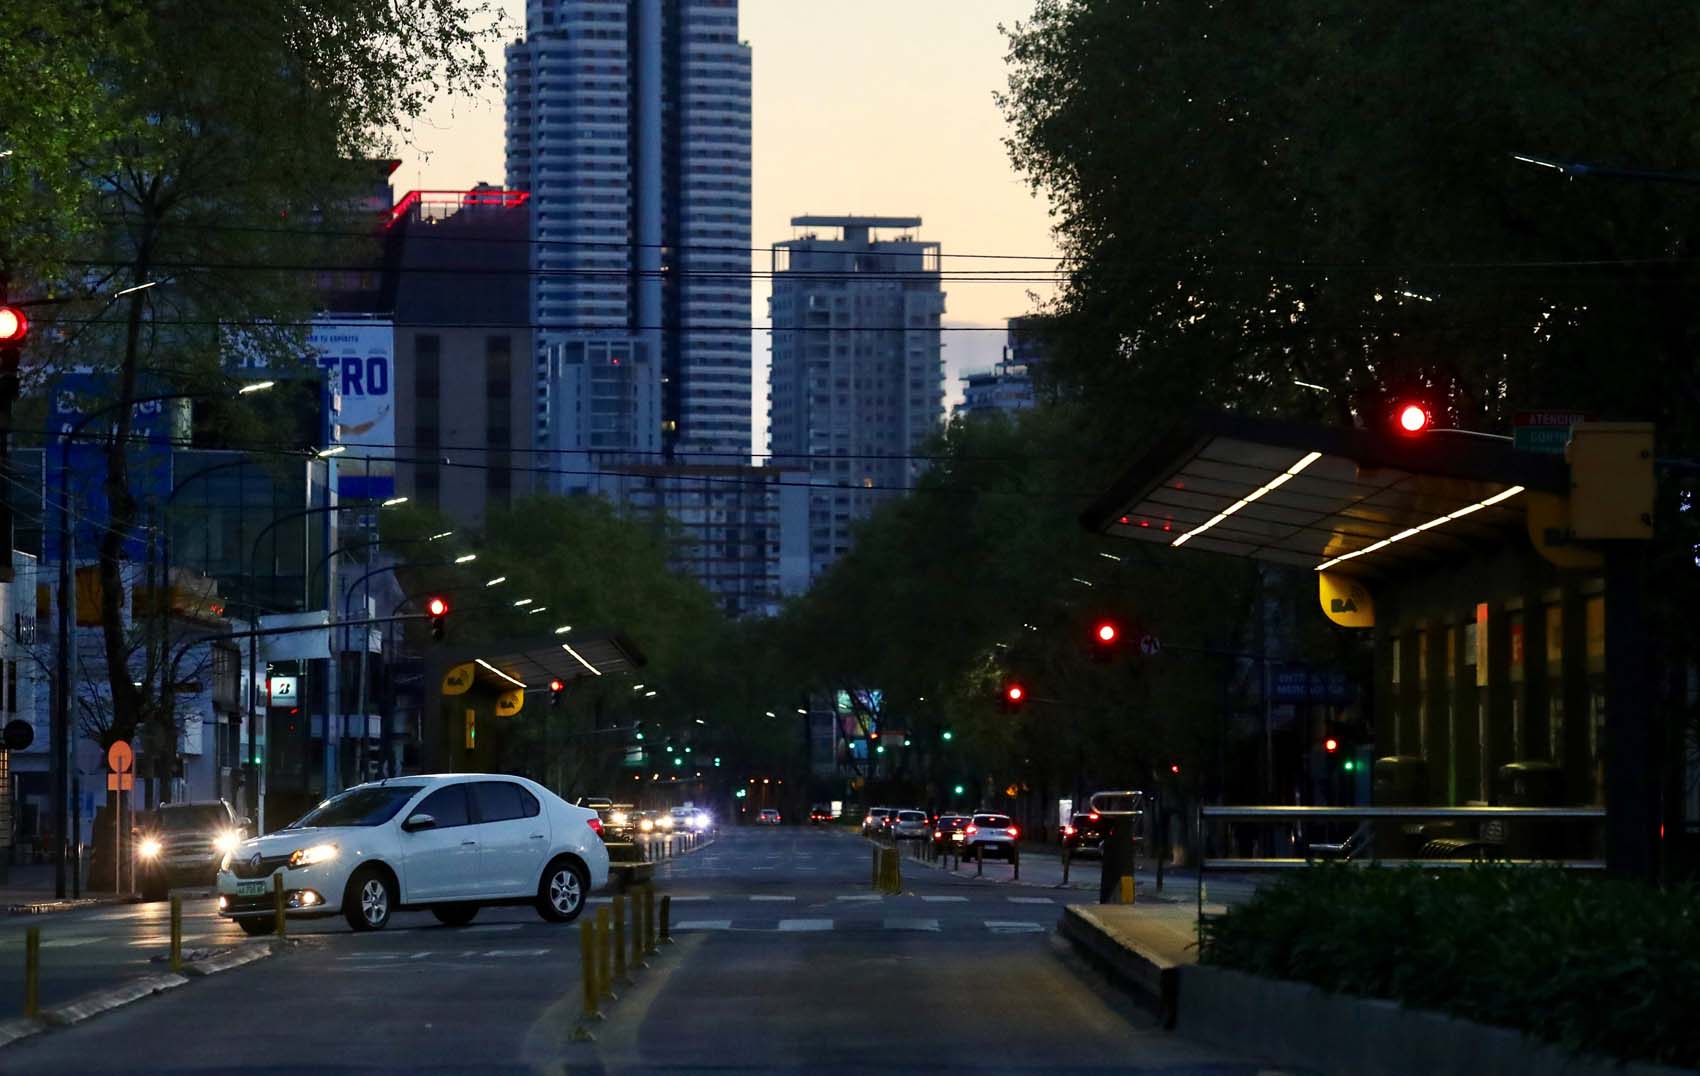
xmin=1318 ymin=572 xmax=1374 ymax=628
xmin=441 ymin=662 xmax=476 ymax=696
xmin=495 ymin=688 xmax=524 ymax=717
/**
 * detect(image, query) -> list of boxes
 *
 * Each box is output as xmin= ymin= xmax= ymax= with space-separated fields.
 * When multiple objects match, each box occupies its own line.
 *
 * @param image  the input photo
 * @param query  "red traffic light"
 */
xmin=0 ymin=306 xmax=26 ymax=344
xmin=426 ymin=596 xmax=448 ymax=617
xmin=549 ymin=678 xmax=564 ymax=692
xmin=1095 ymin=621 xmax=1118 ymax=644
xmin=1005 ymin=684 xmax=1025 ymax=703
xmin=1324 ymin=736 xmax=1340 ymax=753
xmin=1396 ymin=403 xmax=1430 ymax=434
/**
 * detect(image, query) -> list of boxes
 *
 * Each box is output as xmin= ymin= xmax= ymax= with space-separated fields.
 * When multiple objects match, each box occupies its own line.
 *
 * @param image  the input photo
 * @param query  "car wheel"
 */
xmin=237 ymin=918 xmax=274 ymax=937
xmin=536 ymin=858 xmax=588 ymax=923
xmin=343 ymin=865 xmax=395 ymax=932
xmin=432 ymin=904 xmax=479 ymax=927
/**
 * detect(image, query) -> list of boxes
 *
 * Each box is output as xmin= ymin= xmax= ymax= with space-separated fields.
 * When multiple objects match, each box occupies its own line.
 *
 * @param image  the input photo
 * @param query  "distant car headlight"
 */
xmin=138 ymin=838 xmax=162 ymax=859
xmin=639 ymin=818 xmax=654 ymax=832
xmin=658 ymin=815 xmax=674 ymax=830
xmin=695 ymin=812 xmax=710 ymax=830
xmin=213 ymin=831 xmax=241 ymax=855
xmin=286 ymin=843 xmax=338 ymax=869
xmin=610 ymin=811 xmax=628 ymax=828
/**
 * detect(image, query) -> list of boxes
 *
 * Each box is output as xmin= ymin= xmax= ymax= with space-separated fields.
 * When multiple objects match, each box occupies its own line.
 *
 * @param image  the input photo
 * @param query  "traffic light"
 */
xmin=1090 ymin=618 xmax=1124 ymax=661
xmin=549 ymin=678 xmax=564 ymax=708
xmin=1324 ymin=736 xmax=1340 ymax=754
xmin=952 ymin=784 xmax=965 ymax=796
xmin=427 ymin=596 xmax=448 ymax=641
xmin=941 ymin=729 xmax=954 ymax=742
xmin=1000 ymin=682 xmax=1026 ymax=712
xmin=1394 ymin=402 xmax=1431 ymax=435
xmin=0 ymin=304 xmax=26 ymax=371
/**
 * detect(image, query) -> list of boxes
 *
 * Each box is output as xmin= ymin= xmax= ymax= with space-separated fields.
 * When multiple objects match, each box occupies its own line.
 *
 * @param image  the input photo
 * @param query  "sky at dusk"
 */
xmin=389 ymin=0 xmax=1059 ymax=443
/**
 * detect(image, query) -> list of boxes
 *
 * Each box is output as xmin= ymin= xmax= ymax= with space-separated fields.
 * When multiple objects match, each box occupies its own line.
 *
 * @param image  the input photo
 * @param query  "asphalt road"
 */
xmin=2 ymin=827 xmax=1296 ymax=1074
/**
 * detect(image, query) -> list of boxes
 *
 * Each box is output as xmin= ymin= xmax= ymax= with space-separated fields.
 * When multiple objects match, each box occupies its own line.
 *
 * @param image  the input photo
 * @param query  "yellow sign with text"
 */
xmin=441 ymin=662 xmax=476 ymax=696
xmin=1318 ymin=572 xmax=1374 ymax=628
xmin=495 ymin=688 xmax=524 ymax=718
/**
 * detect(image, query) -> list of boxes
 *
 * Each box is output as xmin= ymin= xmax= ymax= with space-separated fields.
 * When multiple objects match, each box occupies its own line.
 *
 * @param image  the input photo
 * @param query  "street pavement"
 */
xmin=2 ymin=826 xmax=1301 ymax=1074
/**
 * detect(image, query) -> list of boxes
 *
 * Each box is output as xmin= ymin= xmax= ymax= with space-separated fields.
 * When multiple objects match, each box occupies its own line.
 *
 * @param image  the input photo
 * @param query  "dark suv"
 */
xmin=1062 ymin=812 xmax=1107 ymax=856
xmin=136 ymin=800 xmax=249 ymax=901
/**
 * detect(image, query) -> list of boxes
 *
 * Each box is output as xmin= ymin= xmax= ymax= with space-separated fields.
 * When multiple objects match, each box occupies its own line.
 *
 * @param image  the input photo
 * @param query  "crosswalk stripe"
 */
xmin=984 ymin=920 xmax=1046 ymax=934
xmin=835 ymin=895 xmax=882 ymax=902
xmin=749 ymin=895 xmax=795 ymax=902
xmin=667 ymin=895 xmax=710 ymax=902
xmin=42 ymin=938 xmax=100 ymax=948
xmin=777 ymin=919 xmax=833 ymax=932
xmin=883 ymin=918 xmax=940 ymax=932
xmin=674 ymin=920 xmax=733 ymax=930
xmin=1006 ymin=896 xmax=1054 ymax=904
xmin=466 ymin=923 xmax=523 ymax=932
xmin=919 ymin=895 xmax=967 ymax=903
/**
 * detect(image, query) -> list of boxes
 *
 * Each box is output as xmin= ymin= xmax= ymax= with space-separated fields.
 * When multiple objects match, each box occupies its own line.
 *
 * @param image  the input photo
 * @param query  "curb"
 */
xmin=1 ymin=942 xmax=278 ymax=1049
xmin=1057 ymin=905 xmax=1183 ymax=1027
xmin=6 ymin=897 xmax=133 ymax=917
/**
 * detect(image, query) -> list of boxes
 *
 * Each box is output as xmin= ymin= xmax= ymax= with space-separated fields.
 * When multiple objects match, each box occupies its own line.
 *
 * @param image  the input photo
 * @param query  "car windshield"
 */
xmin=152 ymin=805 xmax=228 ymax=831
xmin=898 ymin=811 xmax=925 ymax=821
xmin=287 ymin=785 xmax=424 ymax=829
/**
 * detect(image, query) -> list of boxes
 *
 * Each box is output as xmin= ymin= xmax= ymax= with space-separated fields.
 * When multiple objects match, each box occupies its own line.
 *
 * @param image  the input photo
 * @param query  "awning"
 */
xmin=1081 ymin=414 xmax=1568 ymax=577
xmin=437 ymin=629 xmax=646 ymax=691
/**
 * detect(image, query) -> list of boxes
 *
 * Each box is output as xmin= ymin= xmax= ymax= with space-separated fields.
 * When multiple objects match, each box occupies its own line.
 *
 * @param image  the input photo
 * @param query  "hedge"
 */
xmin=1196 ymin=865 xmax=1700 ymax=1068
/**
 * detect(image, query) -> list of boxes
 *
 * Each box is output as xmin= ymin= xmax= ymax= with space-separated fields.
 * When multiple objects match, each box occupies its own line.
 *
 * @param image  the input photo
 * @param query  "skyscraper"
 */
xmin=768 ymin=216 xmax=946 ymax=579
xmin=506 ymin=0 xmax=752 ymax=466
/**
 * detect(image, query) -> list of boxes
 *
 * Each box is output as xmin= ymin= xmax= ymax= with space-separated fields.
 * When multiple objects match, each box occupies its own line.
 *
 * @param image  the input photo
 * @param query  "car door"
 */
xmin=469 ymin=780 xmax=547 ymax=896
xmin=399 ymin=783 xmax=481 ymax=902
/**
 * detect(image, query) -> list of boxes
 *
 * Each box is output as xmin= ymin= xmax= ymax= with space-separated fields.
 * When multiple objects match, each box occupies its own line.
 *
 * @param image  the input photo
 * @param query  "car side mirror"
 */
xmin=401 ymin=813 xmax=437 ymax=833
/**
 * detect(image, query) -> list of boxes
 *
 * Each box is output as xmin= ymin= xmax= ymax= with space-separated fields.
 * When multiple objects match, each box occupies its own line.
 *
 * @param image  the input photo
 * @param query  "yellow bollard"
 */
xmin=23 ymin=926 xmax=39 ymax=1019
xmin=169 ymin=895 xmax=183 ymax=973
xmin=613 ymin=894 xmax=628 ymax=979
xmin=577 ymin=918 xmax=600 ymax=1023
xmin=1120 ymin=875 xmax=1134 ymax=905
xmin=595 ymin=908 xmax=613 ymax=1003
xmin=273 ymin=873 xmax=287 ymax=937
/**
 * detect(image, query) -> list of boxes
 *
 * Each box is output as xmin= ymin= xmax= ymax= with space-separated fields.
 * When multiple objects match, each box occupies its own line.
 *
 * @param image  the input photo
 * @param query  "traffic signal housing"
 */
xmin=427 ymin=596 xmax=448 ymax=641
xmin=1394 ymin=402 xmax=1431 ymax=435
xmin=1090 ymin=618 xmax=1124 ymax=661
xmin=549 ymin=678 xmax=565 ymax=708
xmin=1000 ymin=682 xmax=1026 ymax=712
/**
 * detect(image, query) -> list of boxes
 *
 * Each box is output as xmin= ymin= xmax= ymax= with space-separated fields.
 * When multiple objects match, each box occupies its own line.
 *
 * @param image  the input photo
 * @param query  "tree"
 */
xmin=13 ymin=0 xmax=496 ymax=768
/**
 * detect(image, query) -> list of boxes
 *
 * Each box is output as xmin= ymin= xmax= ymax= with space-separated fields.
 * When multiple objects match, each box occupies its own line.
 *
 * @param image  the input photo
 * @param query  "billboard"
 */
xmin=308 ymin=320 xmax=395 ymax=501
xmin=45 ymin=372 xmax=176 ymax=562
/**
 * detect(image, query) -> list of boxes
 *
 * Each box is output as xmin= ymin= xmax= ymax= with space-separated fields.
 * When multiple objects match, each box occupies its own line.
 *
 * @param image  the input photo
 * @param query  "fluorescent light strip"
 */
xmin=1171 ymin=451 xmax=1323 ymax=548
xmin=561 ymin=643 xmax=601 ymax=676
xmin=474 ymin=658 xmax=525 ymax=689
xmin=1315 ymin=486 xmax=1525 ymax=571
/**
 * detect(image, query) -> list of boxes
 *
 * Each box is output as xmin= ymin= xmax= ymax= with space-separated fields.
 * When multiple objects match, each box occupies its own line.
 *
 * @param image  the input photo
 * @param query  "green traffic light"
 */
xmin=952 ymin=784 xmax=964 ymax=795
xmin=735 ymin=788 xmax=747 ymax=798
xmin=713 ymin=756 xmax=722 ymax=766
xmin=635 ymin=732 xmax=644 ymax=740
xmin=903 ymin=738 xmax=912 ymax=747
xmin=1342 ymin=759 xmax=1356 ymax=772
xmin=673 ymin=756 xmax=682 ymax=767
xmin=942 ymin=730 xmax=953 ymax=741
xmin=875 ymin=745 xmax=885 ymax=754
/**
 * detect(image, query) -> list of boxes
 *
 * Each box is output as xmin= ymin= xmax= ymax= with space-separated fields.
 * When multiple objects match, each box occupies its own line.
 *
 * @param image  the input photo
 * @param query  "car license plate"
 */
xmin=236 ymin=880 xmax=268 ymax=898
xmin=951 ymin=833 xmax=964 ymax=843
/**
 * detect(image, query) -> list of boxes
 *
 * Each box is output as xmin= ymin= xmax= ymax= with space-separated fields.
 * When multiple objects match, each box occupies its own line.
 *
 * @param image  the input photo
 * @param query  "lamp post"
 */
xmin=51 ymin=385 xmax=271 ymax=898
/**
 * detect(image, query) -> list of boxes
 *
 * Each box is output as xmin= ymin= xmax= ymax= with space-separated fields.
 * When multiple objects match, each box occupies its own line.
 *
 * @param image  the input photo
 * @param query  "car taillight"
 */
xmin=587 ymin=818 xmax=604 ymax=836
xmin=965 ymin=825 xmax=978 ymax=836
xmin=1088 ymin=813 xmax=1099 ymax=821
xmin=1007 ymin=826 xmax=1019 ymax=838
xmin=1063 ymin=825 xmax=1076 ymax=837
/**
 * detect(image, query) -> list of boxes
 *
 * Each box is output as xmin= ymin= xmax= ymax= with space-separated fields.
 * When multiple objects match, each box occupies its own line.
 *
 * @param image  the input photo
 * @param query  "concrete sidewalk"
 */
xmin=0 ymin=864 xmax=134 ymax=915
xmin=1057 ymin=900 xmax=1205 ymax=1027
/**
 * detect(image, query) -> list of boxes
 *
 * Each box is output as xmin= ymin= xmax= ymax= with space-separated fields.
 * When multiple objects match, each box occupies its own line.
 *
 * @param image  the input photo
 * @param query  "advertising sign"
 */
xmin=47 ymin=372 xmax=176 ymax=562
xmin=308 ymin=320 xmax=395 ymax=500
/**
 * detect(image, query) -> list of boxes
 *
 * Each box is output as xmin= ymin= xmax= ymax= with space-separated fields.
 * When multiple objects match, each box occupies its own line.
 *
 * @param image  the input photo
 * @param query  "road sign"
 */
xmin=1139 ymin=634 xmax=1161 ymax=656
xmin=106 ymin=741 xmax=134 ymax=792
xmin=1513 ymin=410 xmax=1589 ymax=455
xmin=2 ymin=719 xmax=32 ymax=751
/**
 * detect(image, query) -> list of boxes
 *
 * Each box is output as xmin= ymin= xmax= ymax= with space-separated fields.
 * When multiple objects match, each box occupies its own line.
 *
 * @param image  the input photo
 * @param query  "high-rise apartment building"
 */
xmin=768 ymin=216 xmax=946 ymax=579
xmin=505 ymin=0 xmax=752 ymax=464
xmin=957 ymin=315 xmax=1049 ymax=419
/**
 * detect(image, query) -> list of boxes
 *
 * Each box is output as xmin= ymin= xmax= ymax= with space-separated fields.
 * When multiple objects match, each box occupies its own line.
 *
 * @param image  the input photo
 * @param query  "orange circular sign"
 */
xmin=107 ymin=740 xmax=134 ymax=773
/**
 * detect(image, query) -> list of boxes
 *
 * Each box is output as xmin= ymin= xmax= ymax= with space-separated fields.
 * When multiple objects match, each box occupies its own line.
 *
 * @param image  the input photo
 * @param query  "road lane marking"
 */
xmin=749 ymin=895 xmax=795 ymax=902
xmin=1007 ymin=896 xmax=1054 ymax=904
xmin=673 ymin=920 xmax=733 ymax=930
xmin=466 ymin=924 xmax=523 ymax=932
xmin=751 ymin=867 xmax=776 ymax=871
xmin=883 ymin=918 xmax=940 ymax=932
xmin=481 ymin=949 xmax=549 ymax=957
xmin=666 ymin=895 xmax=710 ymax=902
xmin=42 ymin=938 xmax=100 ymax=948
xmin=984 ymin=920 xmax=1045 ymax=934
xmin=834 ymin=895 xmax=881 ymax=902
xmin=919 ymin=895 xmax=967 ymax=903
xmin=777 ymin=919 xmax=834 ymax=932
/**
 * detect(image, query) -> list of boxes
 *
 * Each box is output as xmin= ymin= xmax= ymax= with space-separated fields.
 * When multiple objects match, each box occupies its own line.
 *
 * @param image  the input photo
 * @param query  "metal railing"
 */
xmin=1194 ymin=804 xmax=1608 ymax=918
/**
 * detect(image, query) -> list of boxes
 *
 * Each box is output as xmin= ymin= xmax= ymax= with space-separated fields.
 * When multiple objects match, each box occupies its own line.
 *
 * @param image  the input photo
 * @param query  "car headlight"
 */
xmin=658 ymin=816 xmax=674 ymax=830
xmin=220 ymin=852 xmax=232 ymax=872
xmin=286 ymin=843 xmax=338 ymax=869
xmin=138 ymin=838 xmax=162 ymax=859
xmin=639 ymin=818 xmax=654 ymax=832
xmin=213 ymin=831 xmax=241 ymax=855
xmin=610 ymin=811 xmax=628 ymax=828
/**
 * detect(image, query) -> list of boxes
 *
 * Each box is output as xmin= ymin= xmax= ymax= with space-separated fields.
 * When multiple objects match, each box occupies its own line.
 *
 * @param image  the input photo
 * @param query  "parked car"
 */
xmin=890 ymin=809 xmax=930 ymax=840
xmin=862 ymin=807 xmax=893 ymax=835
xmin=809 ymin=804 xmax=832 ymax=824
xmin=1062 ymin=812 xmax=1107 ymax=857
xmin=603 ymin=803 xmax=636 ymax=839
xmin=136 ymin=800 xmax=250 ymax=901
xmin=962 ymin=813 xmax=1021 ymax=860
xmin=756 ymin=808 xmax=782 ymax=826
xmin=930 ymin=815 xmax=970 ymax=853
xmin=214 ymin=774 xmax=608 ymax=934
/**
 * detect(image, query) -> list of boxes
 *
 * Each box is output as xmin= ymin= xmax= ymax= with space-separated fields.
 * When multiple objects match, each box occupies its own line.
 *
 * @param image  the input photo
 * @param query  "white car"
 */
xmin=215 ymin=774 xmax=608 ymax=934
xmin=890 ymin=809 xmax=930 ymax=840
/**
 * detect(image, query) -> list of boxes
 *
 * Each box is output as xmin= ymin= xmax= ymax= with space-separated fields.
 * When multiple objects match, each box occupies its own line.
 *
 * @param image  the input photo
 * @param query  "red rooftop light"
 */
xmin=1397 ymin=403 xmax=1430 ymax=434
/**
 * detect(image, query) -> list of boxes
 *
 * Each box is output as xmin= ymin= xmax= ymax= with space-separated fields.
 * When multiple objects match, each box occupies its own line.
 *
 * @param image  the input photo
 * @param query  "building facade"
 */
xmin=957 ymin=316 xmax=1047 ymax=419
xmin=768 ymin=216 xmax=946 ymax=579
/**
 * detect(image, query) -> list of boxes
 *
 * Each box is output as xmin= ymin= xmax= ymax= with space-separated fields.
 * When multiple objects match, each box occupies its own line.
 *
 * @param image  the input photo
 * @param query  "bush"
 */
xmin=1197 ymin=865 xmax=1700 ymax=1068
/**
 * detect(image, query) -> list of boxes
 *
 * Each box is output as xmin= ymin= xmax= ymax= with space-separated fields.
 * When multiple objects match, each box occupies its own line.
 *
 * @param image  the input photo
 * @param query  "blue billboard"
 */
xmin=46 ymin=373 xmax=176 ymax=563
